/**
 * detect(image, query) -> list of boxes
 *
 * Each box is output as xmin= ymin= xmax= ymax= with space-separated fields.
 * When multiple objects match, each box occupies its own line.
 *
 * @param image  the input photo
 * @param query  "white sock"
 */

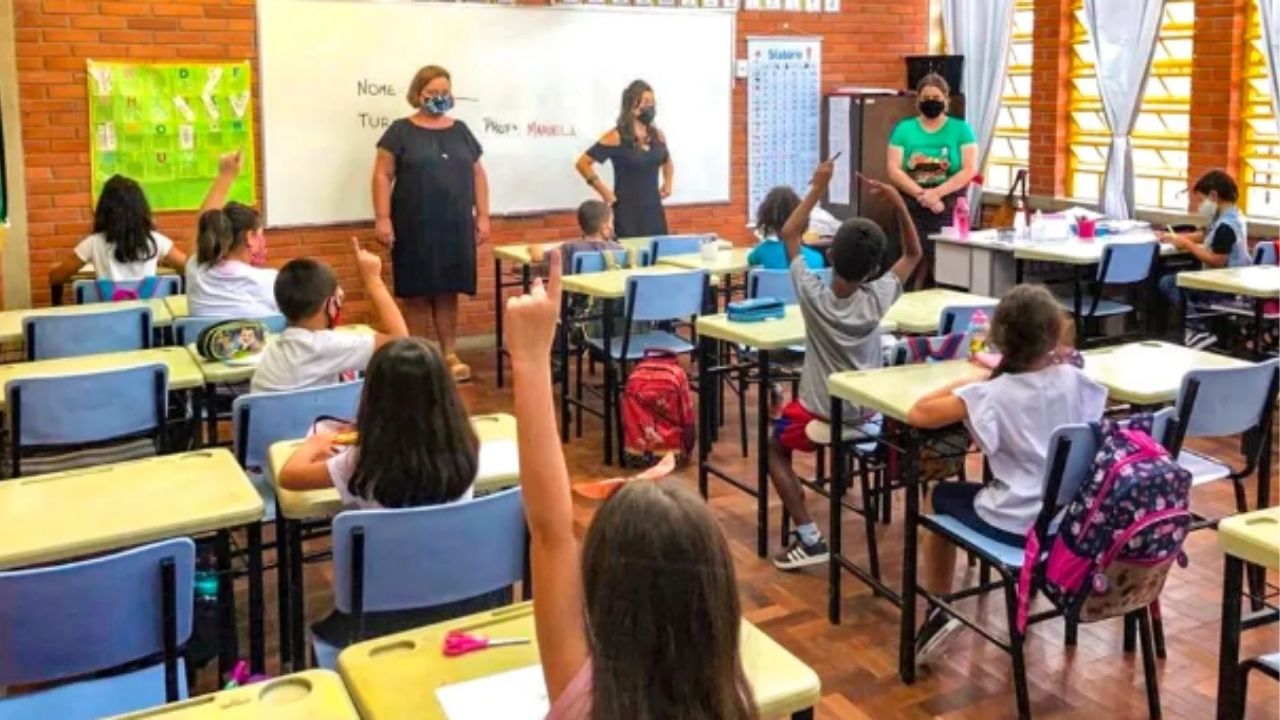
xmin=797 ymin=522 xmax=821 ymax=546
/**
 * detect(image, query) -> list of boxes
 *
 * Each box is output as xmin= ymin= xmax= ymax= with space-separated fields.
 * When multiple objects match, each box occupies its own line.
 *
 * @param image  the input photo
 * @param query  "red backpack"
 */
xmin=621 ymin=350 xmax=695 ymax=467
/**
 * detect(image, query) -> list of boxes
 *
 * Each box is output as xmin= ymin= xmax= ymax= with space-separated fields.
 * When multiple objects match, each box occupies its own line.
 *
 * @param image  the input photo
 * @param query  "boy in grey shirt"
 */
xmin=771 ymin=163 xmax=923 ymax=570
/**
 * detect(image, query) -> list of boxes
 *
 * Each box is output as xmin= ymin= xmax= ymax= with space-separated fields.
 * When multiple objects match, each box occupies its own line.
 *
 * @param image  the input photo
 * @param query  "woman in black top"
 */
xmin=372 ymin=65 xmax=490 ymax=383
xmin=575 ymin=80 xmax=673 ymax=238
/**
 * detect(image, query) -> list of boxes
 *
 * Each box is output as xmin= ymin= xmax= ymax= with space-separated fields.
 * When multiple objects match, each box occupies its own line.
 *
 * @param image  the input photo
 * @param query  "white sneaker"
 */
xmin=1185 ymin=330 xmax=1218 ymax=350
xmin=916 ymin=615 xmax=964 ymax=665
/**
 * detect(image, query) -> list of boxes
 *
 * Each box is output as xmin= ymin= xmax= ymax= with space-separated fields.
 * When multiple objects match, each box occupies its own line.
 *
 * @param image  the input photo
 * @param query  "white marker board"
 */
xmin=257 ymin=0 xmax=735 ymax=227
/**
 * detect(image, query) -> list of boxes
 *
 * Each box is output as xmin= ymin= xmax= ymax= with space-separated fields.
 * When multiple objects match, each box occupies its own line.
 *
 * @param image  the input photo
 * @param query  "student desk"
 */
xmin=880 ymin=288 xmax=995 ymax=334
xmin=0 ymin=298 xmax=177 ymax=347
xmin=110 ymin=670 xmax=358 ymax=719
xmin=1216 ymin=507 xmax=1280 ymax=720
xmin=188 ymin=325 xmax=375 ymax=446
xmin=164 ymin=294 xmax=190 ymax=319
xmin=658 ymin=247 xmax=751 ymax=307
xmin=1082 ymin=341 xmax=1250 ymax=406
xmin=491 ymin=237 xmax=729 ymax=387
xmin=0 ymin=449 xmax=268 ymax=677
xmin=336 ymin=601 xmax=822 ymax=720
xmin=825 ymin=361 xmax=988 ymax=684
xmin=1178 ymin=266 xmax=1280 ymax=360
xmin=266 ymin=414 xmax=520 ymax=672
xmin=558 ymin=265 xmax=694 ymax=465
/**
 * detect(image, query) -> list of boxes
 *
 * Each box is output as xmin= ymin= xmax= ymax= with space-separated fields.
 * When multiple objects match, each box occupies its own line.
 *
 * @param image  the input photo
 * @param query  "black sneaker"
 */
xmin=773 ymin=533 xmax=829 ymax=570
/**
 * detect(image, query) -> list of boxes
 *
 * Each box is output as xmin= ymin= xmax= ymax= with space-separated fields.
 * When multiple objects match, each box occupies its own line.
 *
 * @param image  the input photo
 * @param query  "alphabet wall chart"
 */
xmin=746 ymin=37 xmax=822 ymax=225
xmin=86 ymin=60 xmax=257 ymax=210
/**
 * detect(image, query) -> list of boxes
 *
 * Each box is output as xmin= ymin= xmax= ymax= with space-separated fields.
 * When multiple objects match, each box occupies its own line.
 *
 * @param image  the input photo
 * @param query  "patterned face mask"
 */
xmin=422 ymin=94 xmax=454 ymax=116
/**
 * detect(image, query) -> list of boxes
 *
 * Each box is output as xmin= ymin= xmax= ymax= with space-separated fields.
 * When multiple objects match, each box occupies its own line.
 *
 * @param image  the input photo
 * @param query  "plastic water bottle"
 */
xmin=953 ymin=194 xmax=971 ymax=240
xmin=1030 ymin=210 xmax=1045 ymax=242
xmin=1012 ymin=199 xmax=1028 ymax=240
xmin=968 ymin=308 xmax=989 ymax=356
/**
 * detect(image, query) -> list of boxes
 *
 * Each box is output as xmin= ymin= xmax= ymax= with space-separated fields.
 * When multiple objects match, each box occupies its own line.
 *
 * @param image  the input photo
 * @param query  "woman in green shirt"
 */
xmin=886 ymin=73 xmax=978 ymax=289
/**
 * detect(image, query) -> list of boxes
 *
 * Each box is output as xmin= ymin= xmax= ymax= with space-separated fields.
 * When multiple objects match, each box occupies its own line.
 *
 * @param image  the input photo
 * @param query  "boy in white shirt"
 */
xmin=251 ymin=239 xmax=409 ymax=393
xmin=906 ymin=284 xmax=1107 ymax=663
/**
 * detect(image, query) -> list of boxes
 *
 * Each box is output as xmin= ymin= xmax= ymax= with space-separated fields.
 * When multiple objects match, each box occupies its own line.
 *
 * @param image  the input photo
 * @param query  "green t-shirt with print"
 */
xmin=888 ymin=116 xmax=977 ymax=189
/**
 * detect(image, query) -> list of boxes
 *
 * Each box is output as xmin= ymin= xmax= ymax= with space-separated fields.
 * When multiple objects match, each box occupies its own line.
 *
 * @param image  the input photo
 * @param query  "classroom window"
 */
xmin=1241 ymin=0 xmax=1279 ymax=221
xmin=983 ymin=0 xmax=1035 ymax=192
xmin=1068 ymin=0 xmax=1194 ymax=211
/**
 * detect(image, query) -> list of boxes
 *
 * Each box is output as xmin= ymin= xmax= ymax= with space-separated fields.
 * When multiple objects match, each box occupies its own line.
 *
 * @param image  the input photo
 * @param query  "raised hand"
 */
xmin=505 ymin=250 xmax=562 ymax=369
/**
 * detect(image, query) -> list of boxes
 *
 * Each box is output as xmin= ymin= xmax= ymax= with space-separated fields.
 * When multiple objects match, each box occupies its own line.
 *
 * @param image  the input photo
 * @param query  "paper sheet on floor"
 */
xmin=436 ymin=665 xmax=550 ymax=720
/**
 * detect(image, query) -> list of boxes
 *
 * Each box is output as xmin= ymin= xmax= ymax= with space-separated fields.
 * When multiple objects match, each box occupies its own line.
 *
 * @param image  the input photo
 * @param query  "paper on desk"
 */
xmin=437 ymin=665 xmax=549 ymax=720
xmin=477 ymin=439 xmax=519 ymax=480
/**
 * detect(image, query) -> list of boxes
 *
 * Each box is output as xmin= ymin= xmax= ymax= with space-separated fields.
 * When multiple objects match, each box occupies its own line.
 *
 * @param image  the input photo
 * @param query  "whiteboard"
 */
xmin=257 ymin=0 xmax=735 ymax=227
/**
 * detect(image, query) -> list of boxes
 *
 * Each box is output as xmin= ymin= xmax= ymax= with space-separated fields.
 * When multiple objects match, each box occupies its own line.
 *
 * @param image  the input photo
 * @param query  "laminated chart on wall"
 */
xmin=86 ymin=60 xmax=256 ymax=211
xmin=746 ymin=37 xmax=821 ymax=225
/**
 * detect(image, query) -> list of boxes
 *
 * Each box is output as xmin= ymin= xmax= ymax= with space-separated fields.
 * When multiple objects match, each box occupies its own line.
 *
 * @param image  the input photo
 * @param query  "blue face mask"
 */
xmin=422 ymin=94 xmax=454 ymax=116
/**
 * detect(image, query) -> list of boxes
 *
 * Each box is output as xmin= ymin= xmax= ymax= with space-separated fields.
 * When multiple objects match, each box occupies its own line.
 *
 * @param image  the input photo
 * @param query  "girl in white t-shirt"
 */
xmin=49 ymin=174 xmax=187 ymax=286
xmin=906 ymin=284 xmax=1107 ymax=663
xmin=278 ymin=337 xmax=486 ymax=650
xmin=188 ymin=152 xmax=279 ymax=317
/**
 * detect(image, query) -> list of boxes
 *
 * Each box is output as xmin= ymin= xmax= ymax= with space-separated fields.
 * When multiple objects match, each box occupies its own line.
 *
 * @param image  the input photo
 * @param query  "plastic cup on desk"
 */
xmin=700 ymin=241 xmax=719 ymax=262
xmin=1077 ymin=217 xmax=1097 ymax=241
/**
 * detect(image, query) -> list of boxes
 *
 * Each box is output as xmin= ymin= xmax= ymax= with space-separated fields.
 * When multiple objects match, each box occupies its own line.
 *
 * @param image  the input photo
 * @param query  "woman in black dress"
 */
xmin=575 ymin=79 xmax=673 ymax=238
xmin=372 ymin=65 xmax=490 ymax=382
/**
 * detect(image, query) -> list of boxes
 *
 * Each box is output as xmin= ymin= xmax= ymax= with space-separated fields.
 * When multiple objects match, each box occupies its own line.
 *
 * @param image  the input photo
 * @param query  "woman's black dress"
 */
xmin=587 ymin=137 xmax=669 ymax=238
xmin=377 ymin=119 xmax=482 ymax=297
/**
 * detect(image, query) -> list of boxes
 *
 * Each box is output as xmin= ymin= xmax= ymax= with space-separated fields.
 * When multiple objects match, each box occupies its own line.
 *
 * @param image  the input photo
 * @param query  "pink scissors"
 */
xmin=443 ymin=630 xmax=531 ymax=657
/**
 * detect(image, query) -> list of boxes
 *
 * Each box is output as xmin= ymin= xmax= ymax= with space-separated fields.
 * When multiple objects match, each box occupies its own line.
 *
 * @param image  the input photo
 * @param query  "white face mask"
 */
xmin=1198 ymin=198 xmax=1218 ymax=220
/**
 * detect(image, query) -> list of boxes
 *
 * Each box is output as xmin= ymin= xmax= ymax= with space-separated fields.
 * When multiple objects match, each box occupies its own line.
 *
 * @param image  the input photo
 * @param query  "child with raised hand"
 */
xmin=906 ymin=284 xmax=1106 ymax=663
xmin=49 ymin=174 xmax=187 ymax=286
xmin=505 ymin=252 xmax=755 ymax=720
xmin=189 ymin=151 xmax=278 ymax=317
xmin=769 ymin=162 xmax=922 ymax=571
xmin=251 ymin=238 xmax=409 ymax=393
xmin=747 ymin=186 xmax=825 ymax=270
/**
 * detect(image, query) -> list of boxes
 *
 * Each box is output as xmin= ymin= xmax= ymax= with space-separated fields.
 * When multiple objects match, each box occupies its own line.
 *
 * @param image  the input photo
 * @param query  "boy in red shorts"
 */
xmin=770 ymin=162 xmax=922 ymax=570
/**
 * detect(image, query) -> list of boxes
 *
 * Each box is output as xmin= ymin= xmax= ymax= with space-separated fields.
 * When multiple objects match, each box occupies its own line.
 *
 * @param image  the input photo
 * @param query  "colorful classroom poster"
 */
xmin=746 ymin=37 xmax=822 ymax=224
xmin=87 ymin=60 xmax=256 ymax=211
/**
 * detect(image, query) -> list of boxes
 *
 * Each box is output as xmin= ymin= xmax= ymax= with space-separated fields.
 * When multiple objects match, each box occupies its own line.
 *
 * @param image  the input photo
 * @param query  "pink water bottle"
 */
xmin=953 ymin=194 xmax=971 ymax=240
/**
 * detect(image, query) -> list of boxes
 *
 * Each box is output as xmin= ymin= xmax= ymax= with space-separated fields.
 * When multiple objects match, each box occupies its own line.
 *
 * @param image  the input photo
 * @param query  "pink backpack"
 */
xmin=620 ymin=350 xmax=695 ymax=467
xmin=1016 ymin=415 xmax=1192 ymax=632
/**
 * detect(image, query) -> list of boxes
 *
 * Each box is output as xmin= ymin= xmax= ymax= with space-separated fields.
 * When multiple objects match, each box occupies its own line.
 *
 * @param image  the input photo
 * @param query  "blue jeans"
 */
xmin=1159 ymin=273 xmax=1212 ymax=330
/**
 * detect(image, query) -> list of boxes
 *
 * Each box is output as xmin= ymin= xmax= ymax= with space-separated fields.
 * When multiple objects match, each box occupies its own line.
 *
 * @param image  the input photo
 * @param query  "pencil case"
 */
xmin=727 ymin=297 xmax=785 ymax=323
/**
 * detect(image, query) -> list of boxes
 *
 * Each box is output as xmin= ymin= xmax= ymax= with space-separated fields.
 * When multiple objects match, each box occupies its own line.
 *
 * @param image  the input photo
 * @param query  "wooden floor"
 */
xmin=205 ymin=350 xmax=1278 ymax=719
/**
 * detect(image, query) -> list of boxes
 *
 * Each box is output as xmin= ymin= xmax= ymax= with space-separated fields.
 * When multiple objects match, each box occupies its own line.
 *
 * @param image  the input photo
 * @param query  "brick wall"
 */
xmin=1028 ymin=0 xmax=1071 ymax=198
xmin=11 ymin=0 xmax=930 ymax=332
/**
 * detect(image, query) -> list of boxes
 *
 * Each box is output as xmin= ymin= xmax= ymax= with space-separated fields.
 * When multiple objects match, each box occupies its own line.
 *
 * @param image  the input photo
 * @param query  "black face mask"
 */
xmin=637 ymin=105 xmax=656 ymax=125
xmin=919 ymin=99 xmax=946 ymax=119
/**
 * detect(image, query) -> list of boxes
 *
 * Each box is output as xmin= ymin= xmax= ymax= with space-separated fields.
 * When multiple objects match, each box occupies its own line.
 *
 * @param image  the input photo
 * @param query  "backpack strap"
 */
xmin=93 ymin=279 xmax=116 ymax=302
xmin=602 ymin=250 xmax=620 ymax=271
xmin=933 ymin=332 xmax=966 ymax=360
xmin=135 ymin=276 xmax=159 ymax=299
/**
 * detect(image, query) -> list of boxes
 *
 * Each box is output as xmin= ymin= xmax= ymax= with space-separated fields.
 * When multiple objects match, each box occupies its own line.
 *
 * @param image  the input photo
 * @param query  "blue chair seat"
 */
xmin=1055 ymin=294 xmax=1133 ymax=318
xmin=922 ymin=514 xmax=1027 ymax=569
xmin=584 ymin=331 xmax=694 ymax=360
xmin=0 ymin=661 xmax=187 ymax=720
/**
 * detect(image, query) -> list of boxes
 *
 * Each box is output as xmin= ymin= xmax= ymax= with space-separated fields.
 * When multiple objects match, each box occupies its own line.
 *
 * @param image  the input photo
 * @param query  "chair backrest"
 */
xmin=7 ymin=364 xmax=168 ymax=449
xmin=332 ymin=488 xmax=526 ymax=614
xmin=73 ymin=276 xmax=182 ymax=304
xmin=939 ymin=302 xmax=998 ymax=335
xmin=748 ymin=268 xmax=833 ymax=304
xmin=1174 ymin=359 xmax=1280 ymax=439
xmin=0 ymin=537 xmax=194 ymax=687
xmin=232 ymin=381 xmax=365 ymax=473
xmin=174 ymin=315 xmax=287 ymax=345
xmin=1039 ymin=424 xmax=1100 ymax=512
xmin=648 ymin=235 xmax=709 ymax=262
xmin=624 ymin=270 xmax=707 ymax=323
xmin=1253 ymin=240 xmax=1277 ymax=266
xmin=1097 ymin=241 xmax=1158 ymax=285
xmin=571 ymin=249 xmax=630 ymax=275
xmin=25 ymin=306 xmax=152 ymax=360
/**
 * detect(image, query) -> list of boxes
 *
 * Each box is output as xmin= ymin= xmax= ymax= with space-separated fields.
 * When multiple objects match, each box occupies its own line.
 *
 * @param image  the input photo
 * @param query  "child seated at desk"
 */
xmin=747 ymin=186 xmax=825 ymax=270
xmin=279 ymin=336 xmax=495 ymax=646
xmin=48 ymin=174 xmax=188 ymax=288
xmin=251 ymin=239 xmax=408 ymax=393
xmin=1158 ymin=169 xmax=1252 ymax=349
xmin=905 ymin=284 xmax=1106 ymax=662
xmin=188 ymin=152 xmax=279 ymax=318
xmin=505 ymin=252 xmax=754 ymax=720
xmin=770 ymin=162 xmax=923 ymax=571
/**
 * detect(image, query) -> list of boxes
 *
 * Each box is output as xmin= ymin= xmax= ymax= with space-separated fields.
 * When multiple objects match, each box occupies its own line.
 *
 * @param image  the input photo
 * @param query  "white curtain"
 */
xmin=1261 ymin=0 xmax=1280 ymax=129
xmin=1082 ymin=0 xmax=1165 ymax=218
xmin=942 ymin=0 xmax=1016 ymax=222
